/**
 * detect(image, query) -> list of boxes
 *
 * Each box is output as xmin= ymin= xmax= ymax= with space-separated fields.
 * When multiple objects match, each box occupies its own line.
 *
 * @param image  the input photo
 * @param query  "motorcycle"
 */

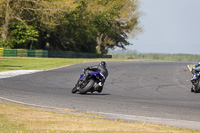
xmin=191 ymin=72 xmax=200 ymax=93
xmin=72 ymin=70 xmax=104 ymax=94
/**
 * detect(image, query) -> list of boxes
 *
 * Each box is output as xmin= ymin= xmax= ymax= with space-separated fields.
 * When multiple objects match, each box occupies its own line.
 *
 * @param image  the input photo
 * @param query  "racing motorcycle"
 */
xmin=72 ymin=70 xmax=104 ymax=94
xmin=191 ymin=72 xmax=200 ymax=93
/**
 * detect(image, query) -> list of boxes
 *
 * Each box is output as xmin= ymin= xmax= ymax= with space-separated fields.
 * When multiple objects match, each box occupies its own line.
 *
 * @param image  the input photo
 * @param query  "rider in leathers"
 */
xmin=84 ymin=61 xmax=108 ymax=93
xmin=191 ymin=61 xmax=200 ymax=92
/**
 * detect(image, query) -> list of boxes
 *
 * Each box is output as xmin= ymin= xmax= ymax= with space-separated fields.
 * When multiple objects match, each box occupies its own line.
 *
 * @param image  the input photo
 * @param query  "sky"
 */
xmin=126 ymin=0 xmax=200 ymax=54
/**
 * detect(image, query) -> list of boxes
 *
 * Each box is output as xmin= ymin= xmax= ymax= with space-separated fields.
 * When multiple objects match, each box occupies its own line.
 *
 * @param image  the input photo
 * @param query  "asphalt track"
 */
xmin=0 ymin=61 xmax=200 ymax=129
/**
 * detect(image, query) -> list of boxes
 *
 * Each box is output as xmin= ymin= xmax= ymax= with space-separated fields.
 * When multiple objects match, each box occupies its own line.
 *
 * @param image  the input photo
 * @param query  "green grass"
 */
xmin=0 ymin=117 xmax=26 ymax=133
xmin=0 ymin=57 xmax=148 ymax=72
xmin=0 ymin=57 xmax=86 ymax=72
xmin=0 ymin=102 xmax=199 ymax=133
xmin=0 ymin=57 xmax=105 ymax=72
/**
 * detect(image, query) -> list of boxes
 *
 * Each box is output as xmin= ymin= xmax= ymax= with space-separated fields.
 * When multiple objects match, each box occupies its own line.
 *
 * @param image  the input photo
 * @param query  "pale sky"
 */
xmin=127 ymin=0 xmax=200 ymax=54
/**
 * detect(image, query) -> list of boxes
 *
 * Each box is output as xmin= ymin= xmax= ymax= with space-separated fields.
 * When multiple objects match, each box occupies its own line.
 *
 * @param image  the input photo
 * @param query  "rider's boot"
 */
xmin=191 ymin=86 xmax=194 ymax=92
xmin=94 ymin=82 xmax=101 ymax=89
xmin=94 ymin=82 xmax=103 ymax=93
xmin=97 ymin=86 xmax=103 ymax=93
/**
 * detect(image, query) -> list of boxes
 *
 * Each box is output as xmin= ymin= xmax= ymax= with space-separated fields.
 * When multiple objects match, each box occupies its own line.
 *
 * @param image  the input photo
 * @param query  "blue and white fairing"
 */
xmin=79 ymin=72 xmax=104 ymax=82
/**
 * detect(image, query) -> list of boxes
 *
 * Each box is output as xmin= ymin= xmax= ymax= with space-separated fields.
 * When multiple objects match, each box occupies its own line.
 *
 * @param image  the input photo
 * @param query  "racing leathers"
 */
xmin=84 ymin=63 xmax=108 ymax=92
xmin=191 ymin=63 xmax=200 ymax=81
xmin=191 ymin=62 xmax=200 ymax=92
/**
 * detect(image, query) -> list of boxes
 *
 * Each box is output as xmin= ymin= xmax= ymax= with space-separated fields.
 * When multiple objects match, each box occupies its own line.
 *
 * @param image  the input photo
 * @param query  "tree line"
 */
xmin=0 ymin=0 xmax=141 ymax=54
xmin=110 ymin=50 xmax=200 ymax=62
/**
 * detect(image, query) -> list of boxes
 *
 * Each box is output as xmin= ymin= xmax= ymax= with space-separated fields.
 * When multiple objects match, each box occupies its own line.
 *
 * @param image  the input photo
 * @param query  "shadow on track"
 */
xmin=74 ymin=93 xmax=111 ymax=96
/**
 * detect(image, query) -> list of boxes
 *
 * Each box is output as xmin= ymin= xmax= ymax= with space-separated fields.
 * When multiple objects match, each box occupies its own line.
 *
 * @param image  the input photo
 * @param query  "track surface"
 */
xmin=0 ymin=61 xmax=200 ymax=129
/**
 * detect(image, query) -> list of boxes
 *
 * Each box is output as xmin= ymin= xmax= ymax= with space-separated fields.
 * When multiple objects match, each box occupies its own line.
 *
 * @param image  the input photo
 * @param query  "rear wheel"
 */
xmin=79 ymin=79 xmax=95 ymax=94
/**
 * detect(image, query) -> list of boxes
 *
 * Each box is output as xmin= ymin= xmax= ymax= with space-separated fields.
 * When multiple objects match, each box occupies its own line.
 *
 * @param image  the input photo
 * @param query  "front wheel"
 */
xmin=194 ymin=79 xmax=200 ymax=93
xmin=79 ymin=79 xmax=95 ymax=94
xmin=71 ymin=86 xmax=78 ymax=93
xmin=71 ymin=81 xmax=80 ymax=94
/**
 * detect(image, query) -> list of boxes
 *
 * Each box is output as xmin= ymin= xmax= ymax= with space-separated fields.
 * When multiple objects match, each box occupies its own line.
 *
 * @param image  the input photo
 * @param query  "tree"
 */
xmin=9 ymin=21 xmax=39 ymax=49
xmin=0 ymin=0 xmax=77 ymax=49
xmin=45 ymin=0 xmax=98 ymax=52
xmin=0 ymin=0 xmax=141 ymax=54
xmin=47 ymin=0 xmax=142 ymax=54
xmin=0 ymin=0 xmax=10 ymax=42
xmin=93 ymin=0 xmax=142 ymax=54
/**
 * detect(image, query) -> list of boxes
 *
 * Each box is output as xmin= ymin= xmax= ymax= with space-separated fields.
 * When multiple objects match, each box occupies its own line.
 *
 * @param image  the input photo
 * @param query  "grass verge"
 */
xmin=0 ymin=57 xmax=140 ymax=72
xmin=0 ymin=101 xmax=199 ymax=133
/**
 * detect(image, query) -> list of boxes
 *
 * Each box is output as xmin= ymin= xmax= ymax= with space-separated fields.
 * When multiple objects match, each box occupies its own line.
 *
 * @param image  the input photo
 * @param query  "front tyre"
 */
xmin=194 ymin=79 xmax=200 ymax=93
xmin=71 ymin=86 xmax=78 ymax=93
xmin=79 ymin=79 xmax=95 ymax=94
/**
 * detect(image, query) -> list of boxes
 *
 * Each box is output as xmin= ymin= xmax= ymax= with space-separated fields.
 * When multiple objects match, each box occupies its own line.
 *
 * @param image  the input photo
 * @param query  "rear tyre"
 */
xmin=79 ymin=79 xmax=95 ymax=94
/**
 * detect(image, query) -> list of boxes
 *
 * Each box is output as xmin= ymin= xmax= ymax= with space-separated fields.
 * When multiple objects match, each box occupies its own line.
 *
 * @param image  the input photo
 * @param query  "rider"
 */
xmin=191 ymin=61 xmax=200 ymax=91
xmin=191 ymin=62 xmax=200 ymax=81
xmin=84 ymin=61 xmax=108 ymax=93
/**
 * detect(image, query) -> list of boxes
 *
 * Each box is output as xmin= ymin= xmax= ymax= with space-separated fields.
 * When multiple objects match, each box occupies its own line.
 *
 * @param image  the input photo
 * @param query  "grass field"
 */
xmin=0 ymin=57 xmax=139 ymax=72
xmin=0 ymin=57 xmax=103 ymax=72
xmin=1 ymin=101 xmax=199 ymax=133
xmin=0 ymin=57 xmax=199 ymax=132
